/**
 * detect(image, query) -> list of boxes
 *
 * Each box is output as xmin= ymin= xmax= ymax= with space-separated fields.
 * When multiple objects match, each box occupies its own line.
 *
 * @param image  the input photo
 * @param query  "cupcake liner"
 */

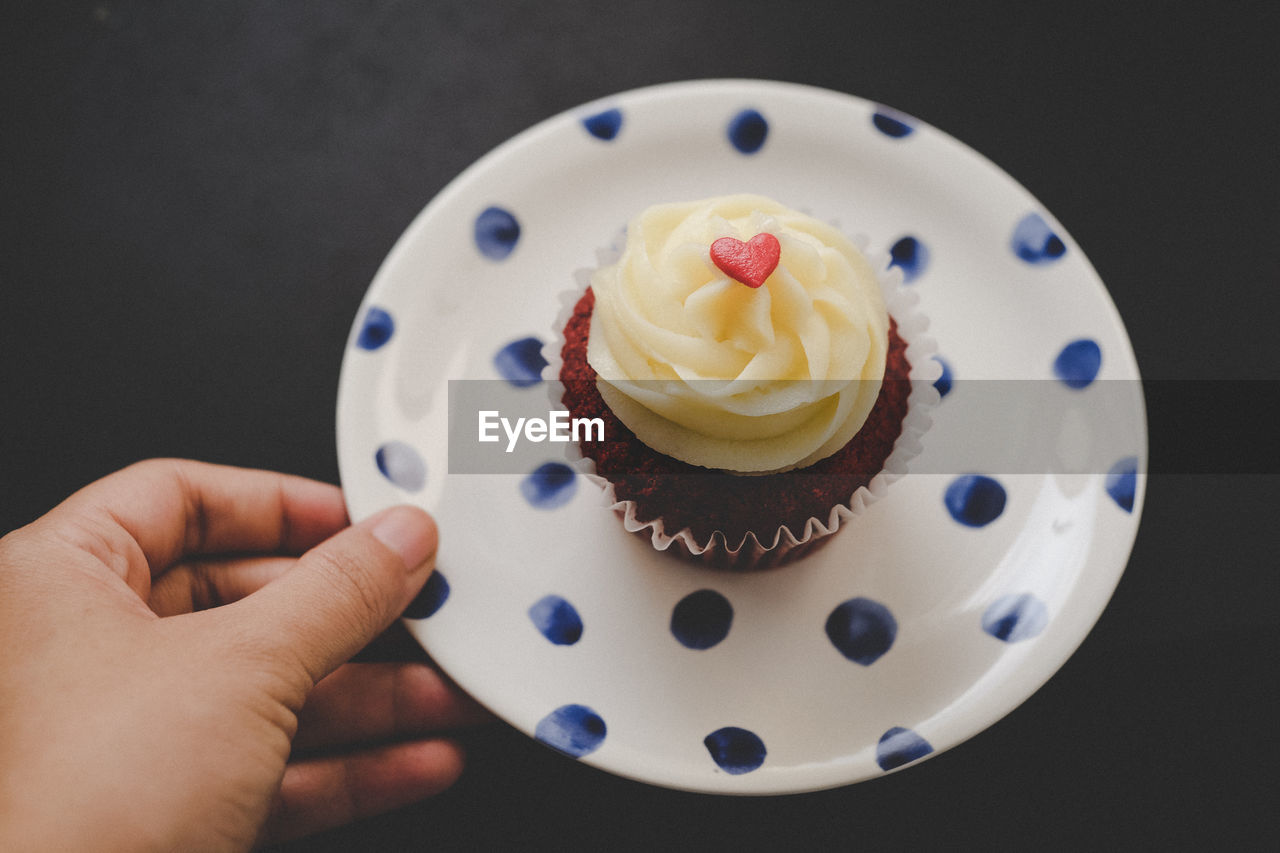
xmin=543 ymin=233 xmax=939 ymax=571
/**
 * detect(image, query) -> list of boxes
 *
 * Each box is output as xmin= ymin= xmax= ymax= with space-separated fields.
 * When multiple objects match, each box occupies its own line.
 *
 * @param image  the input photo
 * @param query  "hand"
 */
xmin=0 ymin=459 xmax=488 ymax=850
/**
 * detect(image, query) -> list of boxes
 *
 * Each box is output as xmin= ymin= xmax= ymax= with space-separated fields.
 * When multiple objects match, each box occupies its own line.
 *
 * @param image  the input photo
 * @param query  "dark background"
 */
xmin=3 ymin=1 xmax=1277 ymax=849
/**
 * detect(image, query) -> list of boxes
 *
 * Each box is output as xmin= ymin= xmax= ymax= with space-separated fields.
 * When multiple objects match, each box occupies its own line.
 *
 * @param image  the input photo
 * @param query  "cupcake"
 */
xmin=551 ymin=194 xmax=935 ymax=569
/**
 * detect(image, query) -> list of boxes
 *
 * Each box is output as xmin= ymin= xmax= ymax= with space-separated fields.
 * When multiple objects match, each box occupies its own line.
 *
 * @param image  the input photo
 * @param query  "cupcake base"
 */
xmin=558 ymin=287 xmax=914 ymax=570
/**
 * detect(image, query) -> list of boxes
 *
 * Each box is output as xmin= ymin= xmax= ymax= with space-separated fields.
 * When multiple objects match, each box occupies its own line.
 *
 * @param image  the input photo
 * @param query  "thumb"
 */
xmin=230 ymin=505 xmax=437 ymax=688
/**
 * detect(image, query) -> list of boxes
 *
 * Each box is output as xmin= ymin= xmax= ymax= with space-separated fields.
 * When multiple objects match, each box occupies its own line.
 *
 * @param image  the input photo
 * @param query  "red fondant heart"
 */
xmin=710 ymin=233 xmax=781 ymax=289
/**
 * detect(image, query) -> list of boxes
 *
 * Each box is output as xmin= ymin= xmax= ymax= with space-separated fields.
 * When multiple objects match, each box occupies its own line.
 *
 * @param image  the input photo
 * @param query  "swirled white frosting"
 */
xmin=587 ymin=194 xmax=888 ymax=473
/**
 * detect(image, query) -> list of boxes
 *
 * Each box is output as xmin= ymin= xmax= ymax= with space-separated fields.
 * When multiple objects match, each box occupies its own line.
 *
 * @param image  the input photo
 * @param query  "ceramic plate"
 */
xmin=336 ymin=80 xmax=1146 ymax=794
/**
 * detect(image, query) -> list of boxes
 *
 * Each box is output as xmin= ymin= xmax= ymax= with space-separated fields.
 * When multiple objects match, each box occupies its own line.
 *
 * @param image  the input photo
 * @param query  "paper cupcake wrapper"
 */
xmin=543 ymin=236 xmax=939 ymax=571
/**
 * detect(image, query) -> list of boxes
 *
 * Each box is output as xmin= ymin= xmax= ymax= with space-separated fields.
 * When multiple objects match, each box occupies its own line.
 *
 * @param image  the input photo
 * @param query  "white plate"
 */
xmin=336 ymin=80 xmax=1146 ymax=794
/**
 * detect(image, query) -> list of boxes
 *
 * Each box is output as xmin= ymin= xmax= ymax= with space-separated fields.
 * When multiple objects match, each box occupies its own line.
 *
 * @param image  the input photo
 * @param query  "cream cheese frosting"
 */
xmin=586 ymin=194 xmax=888 ymax=473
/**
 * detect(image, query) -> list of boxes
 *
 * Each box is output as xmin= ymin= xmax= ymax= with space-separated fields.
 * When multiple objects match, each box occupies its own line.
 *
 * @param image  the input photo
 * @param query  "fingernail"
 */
xmin=367 ymin=506 xmax=436 ymax=571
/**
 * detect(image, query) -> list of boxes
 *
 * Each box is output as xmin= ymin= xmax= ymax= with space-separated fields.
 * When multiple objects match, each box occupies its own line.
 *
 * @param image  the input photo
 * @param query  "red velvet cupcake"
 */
xmin=547 ymin=195 xmax=936 ymax=569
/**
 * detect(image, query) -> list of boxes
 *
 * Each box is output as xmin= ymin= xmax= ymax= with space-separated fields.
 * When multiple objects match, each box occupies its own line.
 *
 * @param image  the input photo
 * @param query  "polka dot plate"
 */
xmin=336 ymin=80 xmax=1146 ymax=794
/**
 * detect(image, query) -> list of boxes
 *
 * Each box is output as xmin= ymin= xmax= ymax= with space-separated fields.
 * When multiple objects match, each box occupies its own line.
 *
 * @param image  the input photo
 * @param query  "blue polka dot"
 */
xmin=474 ymin=206 xmax=520 ymax=260
xmin=889 ymin=236 xmax=929 ymax=283
xmin=403 ymin=570 xmax=450 ymax=619
xmin=1053 ymin=339 xmax=1102 ymax=389
xmin=493 ymin=337 xmax=548 ymax=387
xmin=355 ymin=306 xmax=394 ymax=350
xmin=582 ymin=107 xmax=623 ymax=140
xmin=944 ymin=474 xmax=1006 ymax=527
xmin=704 ymin=727 xmax=766 ymax=775
xmin=825 ymin=597 xmax=897 ymax=666
xmin=727 ymin=108 xmax=768 ymax=154
xmin=520 ymin=462 xmax=577 ymax=509
xmin=1011 ymin=212 xmax=1066 ymax=264
xmin=982 ymin=593 xmax=1049 ymax=643
xmin=1106 ymin=456 xmax=1138 ymax=513
xmin=872 ymin=110 xmax=914 ymax=138
xmin=670 ymin=589 xmax=733 ymax=650
xmin=876 ymin=727 xmax=933 ymax=771
xmin=535 ymin=704 xmax=606 ymax=758
xmin=529 ymin=594 xmax=583 ymax=645
xmin=933 ymin=356 xmax=953 ymax=398
xmin=375 ymin=441 xmax=426 ymax=492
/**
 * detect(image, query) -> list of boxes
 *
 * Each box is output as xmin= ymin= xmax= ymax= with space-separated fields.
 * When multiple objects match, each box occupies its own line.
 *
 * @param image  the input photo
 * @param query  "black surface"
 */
xmin=3 ymin=2 xmax=1277 ymax=849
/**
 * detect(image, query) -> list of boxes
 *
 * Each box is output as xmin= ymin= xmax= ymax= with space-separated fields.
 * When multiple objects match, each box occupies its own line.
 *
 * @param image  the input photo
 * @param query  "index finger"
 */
xmin=46 ymin=458 xmax=350 ymax=578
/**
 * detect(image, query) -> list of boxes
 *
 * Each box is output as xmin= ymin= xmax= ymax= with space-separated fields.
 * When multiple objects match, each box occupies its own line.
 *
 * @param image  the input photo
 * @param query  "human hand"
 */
xmin=0 ymin=459 xmax=488 ymax=850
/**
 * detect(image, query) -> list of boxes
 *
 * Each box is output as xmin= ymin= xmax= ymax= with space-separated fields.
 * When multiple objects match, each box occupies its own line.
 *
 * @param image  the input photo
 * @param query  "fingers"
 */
xmin=293 ymin=663 xmax=492 ymax=752
xmin=147 ymin=556 xmax=296 ymax=616
xmin=260 ymin=739 xmax=465 ymax=846
xmin=227 ymin=505 xmax=438 ymax=690
xmin=44 ymin=459 xmax=348 ymax=584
